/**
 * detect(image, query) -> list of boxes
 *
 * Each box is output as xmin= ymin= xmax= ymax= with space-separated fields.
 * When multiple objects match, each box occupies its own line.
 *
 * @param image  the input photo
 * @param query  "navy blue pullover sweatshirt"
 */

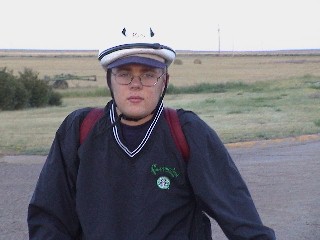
xmin=28 ymin=101 xmax=276 ymax=239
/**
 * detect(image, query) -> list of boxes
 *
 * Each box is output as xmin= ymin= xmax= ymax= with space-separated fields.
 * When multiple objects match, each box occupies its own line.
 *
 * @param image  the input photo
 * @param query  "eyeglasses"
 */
xmin=111 ymin=71 xmax=166 ymax=87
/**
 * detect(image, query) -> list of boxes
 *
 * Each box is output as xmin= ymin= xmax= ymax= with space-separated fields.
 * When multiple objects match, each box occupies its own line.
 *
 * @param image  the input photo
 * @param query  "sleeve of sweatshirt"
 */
xmin=27 ymin=108 xmax=90 ymax=240
xmin=179 ymin=110 xmax=276 ymax=240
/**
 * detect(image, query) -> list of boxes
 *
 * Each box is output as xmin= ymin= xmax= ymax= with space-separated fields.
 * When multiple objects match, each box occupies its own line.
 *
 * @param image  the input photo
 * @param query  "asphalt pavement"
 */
xmin=1 ymin=135 xmax=319 ymax=240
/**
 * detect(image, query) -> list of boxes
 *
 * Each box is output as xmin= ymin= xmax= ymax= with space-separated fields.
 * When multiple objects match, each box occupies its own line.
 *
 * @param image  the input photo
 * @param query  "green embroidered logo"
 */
xmin=151 ymin=164 xmax=179 ymax=190
xmin=151 ymin=164 xmax=179 ymax=178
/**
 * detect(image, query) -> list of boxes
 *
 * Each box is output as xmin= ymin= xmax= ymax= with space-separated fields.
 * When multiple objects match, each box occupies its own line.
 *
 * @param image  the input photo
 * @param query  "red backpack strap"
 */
xmin=80 ymin=108 xmax=104 ymax=144
xmin=164 ymin=107 xmax=190 ymax=161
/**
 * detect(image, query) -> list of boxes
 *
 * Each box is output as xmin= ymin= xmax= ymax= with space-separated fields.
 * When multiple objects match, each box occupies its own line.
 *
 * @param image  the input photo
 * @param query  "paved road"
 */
xmin=1 ymin=135 xmax=319 ymax=240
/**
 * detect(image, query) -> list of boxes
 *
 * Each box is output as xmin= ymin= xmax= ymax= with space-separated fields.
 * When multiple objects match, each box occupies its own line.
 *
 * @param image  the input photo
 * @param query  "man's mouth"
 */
xmin=128 ymin=96 xmax=143 ymax=103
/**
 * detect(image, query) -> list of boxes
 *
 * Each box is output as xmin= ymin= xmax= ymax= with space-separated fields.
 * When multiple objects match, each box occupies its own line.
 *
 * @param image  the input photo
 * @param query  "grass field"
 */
xmin=2 ymin=49 xmax=320 ymax=86
xmin=0 ymin=49 xmax=320 ymax=155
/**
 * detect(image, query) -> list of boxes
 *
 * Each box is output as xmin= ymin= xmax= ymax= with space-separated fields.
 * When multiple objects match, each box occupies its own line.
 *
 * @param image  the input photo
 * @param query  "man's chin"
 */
xmin=121 ymin=112 xmax=154 ymax=125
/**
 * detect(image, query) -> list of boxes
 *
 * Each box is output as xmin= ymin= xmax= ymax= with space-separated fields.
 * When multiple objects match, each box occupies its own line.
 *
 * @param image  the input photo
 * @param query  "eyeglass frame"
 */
xmin=111 ymin=70 xmax=166 ymax=87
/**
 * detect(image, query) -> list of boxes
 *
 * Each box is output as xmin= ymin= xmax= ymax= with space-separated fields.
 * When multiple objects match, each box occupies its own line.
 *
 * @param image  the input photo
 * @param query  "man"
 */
xmin=28 ymin=28 xmax=276 ymax=239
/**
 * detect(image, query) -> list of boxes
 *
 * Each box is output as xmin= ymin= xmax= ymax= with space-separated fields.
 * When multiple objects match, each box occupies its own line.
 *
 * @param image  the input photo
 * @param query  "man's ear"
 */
xmin=165 ymin=73 xmax=170 ymax=86
xmin=162 ymin=73 xmax=169 ymax=92
xmin=106 ymin=70 xmax=112 ymax=90
xmin=161 ymin=73 xmax=169 ymax=96
xmin=106 ymin=70 xmax=115 ymax=99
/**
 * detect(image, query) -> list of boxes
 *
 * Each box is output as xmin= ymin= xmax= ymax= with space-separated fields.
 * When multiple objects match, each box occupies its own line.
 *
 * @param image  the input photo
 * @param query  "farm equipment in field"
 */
xmin=43 ymin=74 xmax=97 ymax=89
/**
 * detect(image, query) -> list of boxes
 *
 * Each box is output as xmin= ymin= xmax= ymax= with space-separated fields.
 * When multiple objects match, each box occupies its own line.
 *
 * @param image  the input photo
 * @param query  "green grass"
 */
xmin=57 ymin=87 xmax=110 ymax=98
xmin=314 ymin=119 xmax=320 ymax=127
xmin=0 ymin=75 xmax=319 ymax=155
xmin=165 ymin=76 xmax=320 ymax=143
xmin=166 ymin=82 xmax=250 ymax=94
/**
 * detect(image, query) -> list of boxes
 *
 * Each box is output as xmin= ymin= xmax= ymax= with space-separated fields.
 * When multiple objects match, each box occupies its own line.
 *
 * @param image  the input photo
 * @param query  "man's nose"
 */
xmin=130 ymin=76 xmax=143 ymax=87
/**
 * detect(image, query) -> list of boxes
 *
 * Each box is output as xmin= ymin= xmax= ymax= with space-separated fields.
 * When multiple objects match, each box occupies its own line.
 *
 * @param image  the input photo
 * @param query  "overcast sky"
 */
xmin=1 ymin=0 xmax=319 ymax=51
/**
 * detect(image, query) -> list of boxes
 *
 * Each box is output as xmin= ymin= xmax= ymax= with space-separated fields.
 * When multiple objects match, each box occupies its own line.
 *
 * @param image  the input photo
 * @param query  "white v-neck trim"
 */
xmin=110 ymin=102 xmax=164 ymax=158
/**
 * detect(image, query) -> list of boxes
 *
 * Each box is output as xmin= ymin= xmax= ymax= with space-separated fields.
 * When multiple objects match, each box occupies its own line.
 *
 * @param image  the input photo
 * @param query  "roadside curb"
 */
xmin=0 ymin=155 xmax=45 ymax=164
xmin=1 ymin=134 xmax=319 ymax=162
xmin=226 ymin=133 xmax=320 ymax=149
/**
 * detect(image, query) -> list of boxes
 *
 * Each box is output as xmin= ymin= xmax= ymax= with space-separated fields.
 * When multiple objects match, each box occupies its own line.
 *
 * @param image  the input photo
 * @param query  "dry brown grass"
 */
xmin=171 ymin=53 xmax=320 ymax=85
xmin=1 ymin=49 xmax=320 ymax=87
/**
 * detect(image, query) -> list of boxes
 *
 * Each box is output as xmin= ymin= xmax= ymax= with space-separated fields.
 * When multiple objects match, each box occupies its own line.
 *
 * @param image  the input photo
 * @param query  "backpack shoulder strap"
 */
xmin=80 ymin=108 xmax=104 ymax=144
xmin=164 ymin=107 xmax=190 ymax=161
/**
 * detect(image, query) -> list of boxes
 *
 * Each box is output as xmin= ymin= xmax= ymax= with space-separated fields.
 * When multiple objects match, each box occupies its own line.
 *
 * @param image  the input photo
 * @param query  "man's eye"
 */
xmin=143 ymin=73 xmax=156 ymax=78
xmin=117 ymin=72 xmax=130 ymax=78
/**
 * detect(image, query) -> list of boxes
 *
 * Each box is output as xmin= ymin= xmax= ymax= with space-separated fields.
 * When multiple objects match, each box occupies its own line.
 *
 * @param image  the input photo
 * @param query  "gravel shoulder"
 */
xmin=1 ymin=134 xmax=319 ymax=240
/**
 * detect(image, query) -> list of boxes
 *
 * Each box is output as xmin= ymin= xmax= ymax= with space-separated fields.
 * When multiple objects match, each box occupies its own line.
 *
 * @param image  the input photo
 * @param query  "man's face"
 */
xmin=109 ymin=64 xmax=167 ymax=125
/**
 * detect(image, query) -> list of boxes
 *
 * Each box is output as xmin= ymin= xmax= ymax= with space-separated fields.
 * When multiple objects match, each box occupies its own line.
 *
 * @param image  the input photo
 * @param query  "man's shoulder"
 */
xmin=66 ymin=107 xmax=93 ymax=123
xmin=174 ymin=108 xmax=214 ymax=136
xmin=65 ymin=101 xmax=111 ymax=124
xmin=176 ymin=109 xmax=203 ymax=125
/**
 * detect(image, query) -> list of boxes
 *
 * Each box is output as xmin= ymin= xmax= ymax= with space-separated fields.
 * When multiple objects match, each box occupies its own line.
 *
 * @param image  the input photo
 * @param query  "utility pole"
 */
xmin=218 ymin=25 xmax=221 ymax=54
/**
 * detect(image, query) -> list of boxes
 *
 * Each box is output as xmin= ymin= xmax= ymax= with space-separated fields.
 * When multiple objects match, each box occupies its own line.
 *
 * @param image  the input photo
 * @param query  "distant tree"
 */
xmin=0 ymin=68 xmax=29 ymax=110
xmin=0 ymin=67 xmax=62 ymax=110
xmin=19 ymin=68 xmax=50 ymax=107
